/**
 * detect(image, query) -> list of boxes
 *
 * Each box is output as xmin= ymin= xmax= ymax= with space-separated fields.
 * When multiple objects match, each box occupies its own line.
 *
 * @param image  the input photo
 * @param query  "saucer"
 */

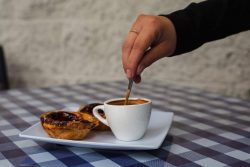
xmin=19 ymin=107 xmax=173 ymax=150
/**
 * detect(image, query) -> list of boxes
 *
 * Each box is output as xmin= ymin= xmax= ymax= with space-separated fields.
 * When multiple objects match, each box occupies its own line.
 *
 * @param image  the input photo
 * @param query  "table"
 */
xmin=0 ymin=81 xmax=249 ymax=167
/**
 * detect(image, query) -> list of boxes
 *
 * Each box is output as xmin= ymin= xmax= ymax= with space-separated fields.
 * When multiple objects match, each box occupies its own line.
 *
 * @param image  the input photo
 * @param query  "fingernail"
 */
xmin=126 ymin=69 xmax=132 ymax=79
xmin=134 ymin=75 xmax=141 ymax=84
xmin=137 ymin=65 xmax=144 ymax=75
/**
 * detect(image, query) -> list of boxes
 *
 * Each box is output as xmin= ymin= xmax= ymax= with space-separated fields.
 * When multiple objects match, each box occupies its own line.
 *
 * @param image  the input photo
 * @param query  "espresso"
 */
xmin=108 ymin=99 xmax=148 ymax=105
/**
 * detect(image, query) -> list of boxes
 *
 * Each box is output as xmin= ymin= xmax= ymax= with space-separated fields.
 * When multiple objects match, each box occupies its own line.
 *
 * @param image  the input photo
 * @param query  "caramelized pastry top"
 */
xmin=40 ymin=111 xmax=91 ymax=127
xmin=79 ymin=103 xmax=103 ymax=114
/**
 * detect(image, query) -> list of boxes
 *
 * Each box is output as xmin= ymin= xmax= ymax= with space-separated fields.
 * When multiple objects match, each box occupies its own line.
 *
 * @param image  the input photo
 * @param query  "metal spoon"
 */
xmin=124 ymin=80 xmax=133 ymax=105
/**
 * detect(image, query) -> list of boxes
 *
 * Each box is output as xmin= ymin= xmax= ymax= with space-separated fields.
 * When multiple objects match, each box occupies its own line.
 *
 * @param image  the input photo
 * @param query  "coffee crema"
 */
xmin=108 ymin=99 xmax=148 ymax=105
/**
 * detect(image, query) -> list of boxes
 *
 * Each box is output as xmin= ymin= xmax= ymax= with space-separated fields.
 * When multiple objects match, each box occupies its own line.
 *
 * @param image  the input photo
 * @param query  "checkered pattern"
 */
xmin=0 ymin=81 xmax=249 ymax=167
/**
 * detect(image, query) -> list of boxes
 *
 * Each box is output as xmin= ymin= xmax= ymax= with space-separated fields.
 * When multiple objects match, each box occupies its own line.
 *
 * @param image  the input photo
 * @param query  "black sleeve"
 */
xmin=162 ymin=0 xmax=250 ymax=56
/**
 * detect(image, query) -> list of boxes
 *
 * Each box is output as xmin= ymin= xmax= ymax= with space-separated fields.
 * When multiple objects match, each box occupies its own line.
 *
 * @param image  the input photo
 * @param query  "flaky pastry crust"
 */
xmin=78 ymin=103 xmax=110 ymax=131
xmin=40 ymin=111 xmax=98 ymax=140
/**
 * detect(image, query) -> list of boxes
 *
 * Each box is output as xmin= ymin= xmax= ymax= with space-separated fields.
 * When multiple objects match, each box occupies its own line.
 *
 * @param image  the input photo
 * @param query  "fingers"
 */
xmin=122 ymin=16 xmax=144 ymax=75
xmin=122 ymin=32 xmax=138 ymax=75
xmin=136 ymin=42 xmax=170 ymax=75
xmin=122 ymin=14 xmax=177 ymax=82
xmin=125 ymin=27 xmax=155 ymax=79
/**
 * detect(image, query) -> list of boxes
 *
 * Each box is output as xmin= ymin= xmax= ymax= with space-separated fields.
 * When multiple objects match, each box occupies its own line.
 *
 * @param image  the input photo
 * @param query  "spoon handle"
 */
xmin=124 ymin=80 xmax=133 ymax=105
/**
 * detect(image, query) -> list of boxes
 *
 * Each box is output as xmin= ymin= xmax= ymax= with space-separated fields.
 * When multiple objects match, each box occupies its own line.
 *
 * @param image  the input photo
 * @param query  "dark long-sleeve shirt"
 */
xmin=163 ymin=0 xmax=250 ymax=55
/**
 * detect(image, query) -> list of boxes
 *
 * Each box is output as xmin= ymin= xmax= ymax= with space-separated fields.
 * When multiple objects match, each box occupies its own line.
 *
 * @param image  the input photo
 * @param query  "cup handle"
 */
xmin=93 ymin=105 xmax=109 ymax=126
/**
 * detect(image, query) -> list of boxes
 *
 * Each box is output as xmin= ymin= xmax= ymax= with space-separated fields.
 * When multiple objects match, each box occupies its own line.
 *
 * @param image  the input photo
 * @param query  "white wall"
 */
xmin=0 ymin=0 xmax=249 ymax=99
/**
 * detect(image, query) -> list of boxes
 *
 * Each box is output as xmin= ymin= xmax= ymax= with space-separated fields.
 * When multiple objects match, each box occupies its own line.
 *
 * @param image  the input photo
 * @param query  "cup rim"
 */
xmin=104 ymin=97 xmax=151 ymax=106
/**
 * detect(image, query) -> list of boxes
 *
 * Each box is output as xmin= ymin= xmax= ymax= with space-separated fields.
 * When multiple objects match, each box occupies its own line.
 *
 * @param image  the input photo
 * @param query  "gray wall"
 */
xmin=0 ymin=0 xmax=250 ymax=100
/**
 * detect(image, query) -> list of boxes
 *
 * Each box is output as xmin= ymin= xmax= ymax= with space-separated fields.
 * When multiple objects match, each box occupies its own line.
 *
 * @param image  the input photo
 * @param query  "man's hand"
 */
xmin=122 ymin=14 xmax=177 ymax=83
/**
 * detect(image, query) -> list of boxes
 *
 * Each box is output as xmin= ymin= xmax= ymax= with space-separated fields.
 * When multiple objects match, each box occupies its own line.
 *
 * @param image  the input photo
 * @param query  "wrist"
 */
xmin=158 ymin=16 xmax=177 ymax=57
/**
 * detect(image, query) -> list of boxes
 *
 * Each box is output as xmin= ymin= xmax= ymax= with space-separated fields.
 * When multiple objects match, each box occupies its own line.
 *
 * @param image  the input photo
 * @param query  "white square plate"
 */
xmin=19 ymin=107 xmax=173 ymax=150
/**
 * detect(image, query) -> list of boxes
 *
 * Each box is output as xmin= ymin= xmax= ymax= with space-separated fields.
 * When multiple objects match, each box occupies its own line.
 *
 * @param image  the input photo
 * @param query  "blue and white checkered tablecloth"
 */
xmin=0 ymin=81 xmax=249 ymax=167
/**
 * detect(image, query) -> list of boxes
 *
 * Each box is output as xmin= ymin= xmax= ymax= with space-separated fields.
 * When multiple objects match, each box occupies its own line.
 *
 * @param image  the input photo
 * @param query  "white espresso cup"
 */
xmin=93 ymin=98 xmax=152 ymax=141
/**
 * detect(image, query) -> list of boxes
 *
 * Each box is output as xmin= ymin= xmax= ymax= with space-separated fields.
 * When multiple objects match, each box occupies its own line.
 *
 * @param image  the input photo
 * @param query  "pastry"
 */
xmin=78 ymin=103 xmax=110 ymax=131
xmin=40 ymin=111 xmax=98 ymax=140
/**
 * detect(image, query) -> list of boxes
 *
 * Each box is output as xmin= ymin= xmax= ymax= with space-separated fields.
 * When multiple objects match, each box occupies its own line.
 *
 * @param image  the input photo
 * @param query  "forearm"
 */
xmin=163 ymin=0 xmax=250 ymax=55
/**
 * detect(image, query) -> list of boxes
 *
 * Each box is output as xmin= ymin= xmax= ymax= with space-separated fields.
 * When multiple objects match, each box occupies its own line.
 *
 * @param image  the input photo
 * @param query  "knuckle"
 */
xmin=138 ymin=14 xmax=146 ymax=18
xmin=149 ymin=16 xmax=160 ymax=26
xmin=137 ymin=14 xmax=147 ymax=21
